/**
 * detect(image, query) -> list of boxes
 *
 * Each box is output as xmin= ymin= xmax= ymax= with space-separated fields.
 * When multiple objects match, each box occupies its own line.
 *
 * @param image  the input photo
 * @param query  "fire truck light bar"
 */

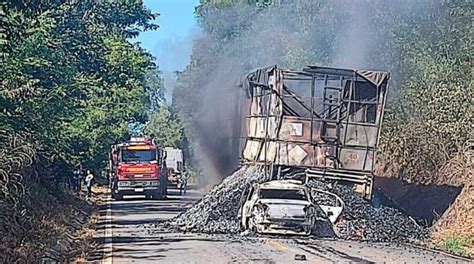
xmin=127 ymin=167 xmax=152 ymax=172
xmin=126 ymin=145 xmax=151 ymax=150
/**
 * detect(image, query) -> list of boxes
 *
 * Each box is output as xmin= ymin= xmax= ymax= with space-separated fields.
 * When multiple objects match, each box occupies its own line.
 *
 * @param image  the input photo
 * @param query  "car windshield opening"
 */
xmin=260 ymin=189 xmax=307 ymax=200
xmin=121 ymin=150 xmax=155 ymax=162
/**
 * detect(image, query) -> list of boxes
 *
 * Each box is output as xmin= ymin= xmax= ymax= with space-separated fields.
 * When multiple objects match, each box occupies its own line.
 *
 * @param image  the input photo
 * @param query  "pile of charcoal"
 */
xmin=165 ymin=165 xmax=427 ymax=242
xmin=165 ymin=167 xmax=334 ymax=237
xmin=165 ymin=166 xmax=264 ymax=234
xmin=307 ymin=180 xmax=429 ymax=242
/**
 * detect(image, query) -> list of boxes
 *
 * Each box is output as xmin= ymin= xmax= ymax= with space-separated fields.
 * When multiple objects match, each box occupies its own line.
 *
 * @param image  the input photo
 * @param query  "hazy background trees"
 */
xmin=145 ymin=106 xmax=184 ymax=148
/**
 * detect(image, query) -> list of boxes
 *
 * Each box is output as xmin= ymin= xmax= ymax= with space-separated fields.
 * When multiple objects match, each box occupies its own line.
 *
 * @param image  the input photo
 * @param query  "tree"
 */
xmin=145 ymin=106 xmax=184 ymax=148
xmin=1 ymin=0 xmax=158 ymax=168
xmin=0 ymin=1 xmax=159 ymax=261
xmin=144 ymin=68 xmax=166 ymax=111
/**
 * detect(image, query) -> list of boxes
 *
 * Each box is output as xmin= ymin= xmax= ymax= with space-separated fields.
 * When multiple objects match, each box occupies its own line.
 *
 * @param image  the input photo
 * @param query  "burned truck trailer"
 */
xmin=238 ymin=65 xmax=390 ymax=199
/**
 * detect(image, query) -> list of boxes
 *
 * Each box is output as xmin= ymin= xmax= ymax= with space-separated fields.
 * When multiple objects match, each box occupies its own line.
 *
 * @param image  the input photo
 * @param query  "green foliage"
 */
xmin=378 ymin=0 xmax=473 ymax=183
xmin=145 ymin=106 xmax=184 ymax=148
xmin=0 ymin=1 xmax=159 ymax=259
xmin=144 ymin=69 xmax=166 ymax=111
xmin=1 ymin=0 xmax=158 ymax=169
xmin=0 ymin=3 xmax=7 ymax=57
xmin=443 ymin=236 xmax=472 ymax=256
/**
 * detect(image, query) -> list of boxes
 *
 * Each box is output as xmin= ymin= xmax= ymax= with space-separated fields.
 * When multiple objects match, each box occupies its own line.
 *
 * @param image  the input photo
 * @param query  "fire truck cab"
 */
xmin=109 ymin=137 xmax=166 ymax=200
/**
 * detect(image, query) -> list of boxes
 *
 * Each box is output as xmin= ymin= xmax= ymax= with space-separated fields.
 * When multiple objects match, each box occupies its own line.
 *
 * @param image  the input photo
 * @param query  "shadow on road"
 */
xmin=87 ymin=188 xmax=202 ymax=262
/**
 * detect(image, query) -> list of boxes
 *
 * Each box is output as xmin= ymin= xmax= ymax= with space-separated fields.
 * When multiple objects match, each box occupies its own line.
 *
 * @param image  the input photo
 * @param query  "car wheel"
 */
xmin=247 ymin=218 xmax=256 ymax=233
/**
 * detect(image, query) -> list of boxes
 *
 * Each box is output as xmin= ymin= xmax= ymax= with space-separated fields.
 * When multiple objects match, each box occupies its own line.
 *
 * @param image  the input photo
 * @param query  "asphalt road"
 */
xmin=89 ymin=188 xmax=469 ymax=264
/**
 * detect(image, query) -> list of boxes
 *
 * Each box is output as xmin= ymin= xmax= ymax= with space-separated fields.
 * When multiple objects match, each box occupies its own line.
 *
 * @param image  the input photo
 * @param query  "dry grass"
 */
xmin=0 ymin=134 xmax=108 ymax=262
xmin=72 ymin=184 xmax=108 ymax=262
xmin=74 ymin=210 xmax=100 ymax=261
xmin=433 ymin=150 xmax=473 ymax=186
xmin=430 ymin=179 xmax=474 ymax=257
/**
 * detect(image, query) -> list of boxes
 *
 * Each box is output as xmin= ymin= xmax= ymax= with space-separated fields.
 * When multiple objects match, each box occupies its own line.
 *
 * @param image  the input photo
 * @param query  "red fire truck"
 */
xmin=109 ymin=137 xmax=166 ymax=200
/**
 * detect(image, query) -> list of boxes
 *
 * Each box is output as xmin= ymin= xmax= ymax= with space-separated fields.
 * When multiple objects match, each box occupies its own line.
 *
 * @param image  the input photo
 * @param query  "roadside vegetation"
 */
xmin=443 ymin=236 xmax=472 ymax=256
xmin=173 ymin=0 xmax=472 ymax=257
xmin=0 ymin=0 xmax=161 ymax=262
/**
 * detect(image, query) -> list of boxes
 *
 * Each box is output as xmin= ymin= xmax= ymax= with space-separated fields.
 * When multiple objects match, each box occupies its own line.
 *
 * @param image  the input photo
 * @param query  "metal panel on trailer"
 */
xmin=238 ymin=65 xmax=390 ymax=199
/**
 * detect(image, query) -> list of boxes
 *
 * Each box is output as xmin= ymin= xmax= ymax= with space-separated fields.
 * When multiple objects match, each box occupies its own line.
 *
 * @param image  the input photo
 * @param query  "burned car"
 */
xmin=237 ymin=179 xmax=344 ymax=236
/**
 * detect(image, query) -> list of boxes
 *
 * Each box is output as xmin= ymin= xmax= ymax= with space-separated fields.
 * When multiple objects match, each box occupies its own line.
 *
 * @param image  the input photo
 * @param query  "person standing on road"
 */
xmin=72 ymin=163 xmax=82 ymax=191
xmin=85 ymin=170 xmax=95 ymax=199
xmin=160 ymin=161 xmax=168 ymax=198
xmin=179 ymin=167 xmax=189 ymax=196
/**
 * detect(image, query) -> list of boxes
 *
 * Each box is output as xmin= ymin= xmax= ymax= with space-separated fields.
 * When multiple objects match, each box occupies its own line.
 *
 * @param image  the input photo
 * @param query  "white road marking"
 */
xmin=102 ymin=194 xmax=113 ymax=264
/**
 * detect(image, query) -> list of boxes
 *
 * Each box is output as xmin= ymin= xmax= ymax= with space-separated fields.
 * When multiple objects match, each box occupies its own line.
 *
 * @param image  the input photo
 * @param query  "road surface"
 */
xmin=88 ymin=188 xmax=469 ymax=263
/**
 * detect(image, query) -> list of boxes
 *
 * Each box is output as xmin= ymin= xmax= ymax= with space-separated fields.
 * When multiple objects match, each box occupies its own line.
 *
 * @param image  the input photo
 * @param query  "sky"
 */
xmin=136 ymin=0 xmax=201 ymax=100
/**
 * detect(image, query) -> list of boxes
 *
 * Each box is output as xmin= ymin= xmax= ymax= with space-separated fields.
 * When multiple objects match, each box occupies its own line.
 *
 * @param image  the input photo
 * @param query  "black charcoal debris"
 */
xmin=165 ymin=166 xmax=263 ymax=234
xmin=164 ymin=166 xmax=427 ymax=243
xmin=307 ymin=180 xmax=428 ymax=242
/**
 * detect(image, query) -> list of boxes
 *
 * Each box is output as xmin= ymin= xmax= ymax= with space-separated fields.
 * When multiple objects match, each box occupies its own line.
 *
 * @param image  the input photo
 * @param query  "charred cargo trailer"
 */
xmin=238 ymin=65 xmax=390 ymax=199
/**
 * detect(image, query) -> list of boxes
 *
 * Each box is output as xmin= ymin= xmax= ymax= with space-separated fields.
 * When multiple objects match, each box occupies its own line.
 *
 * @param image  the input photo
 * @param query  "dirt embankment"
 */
xmin=0 ymin=184 xmax=107 ymax=264
xmin=430 ymin=179 xmax=473 ymax=257
xmin=376 ymin=150 xmax=473 ymax=257
xmin=41 ymin=184 xmax=108 ymax=263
